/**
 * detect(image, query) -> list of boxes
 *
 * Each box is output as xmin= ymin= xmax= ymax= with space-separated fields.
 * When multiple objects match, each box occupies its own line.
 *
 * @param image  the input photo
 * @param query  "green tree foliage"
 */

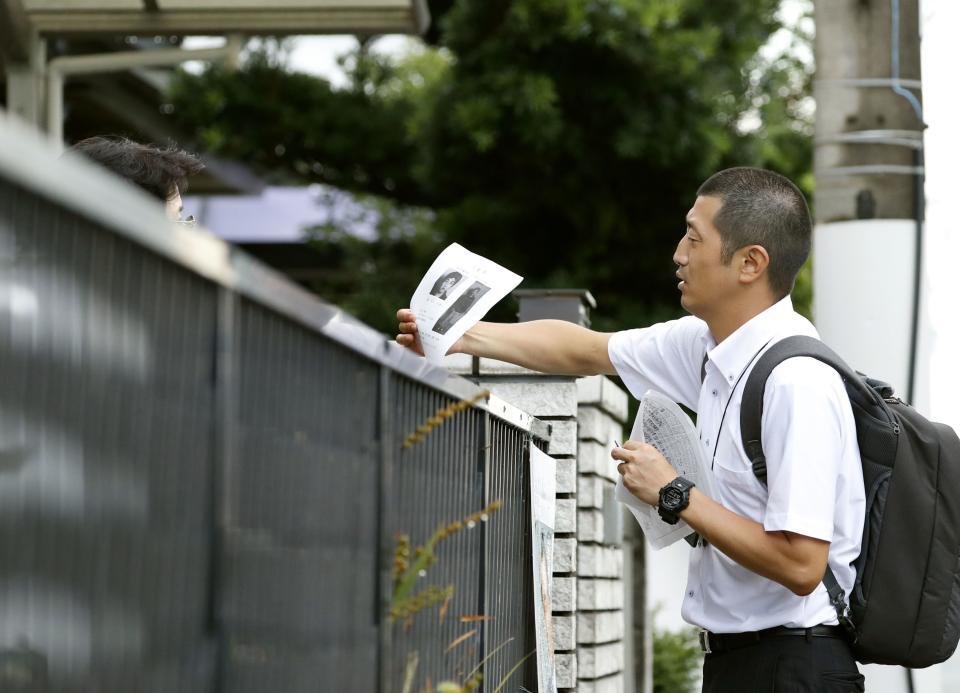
xmin=169 ymin=0 xmax=813 ymax=333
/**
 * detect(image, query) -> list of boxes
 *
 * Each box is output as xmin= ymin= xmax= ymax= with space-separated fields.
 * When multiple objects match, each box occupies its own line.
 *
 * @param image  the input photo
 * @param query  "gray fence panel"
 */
xmin=0 ymin=135 xmax=545 ymax=693
xmin=381 ymin=376 xmax=538 ymax=692
xmin=483 ymin=419 xmax=537 ymax=688
xmin=385 ymin=373 xmax=487 ymax=689
xmin=0 ymin=177 xmax=218 ymax=692
xmin=219 ymin=298 xmax=380 ymax=692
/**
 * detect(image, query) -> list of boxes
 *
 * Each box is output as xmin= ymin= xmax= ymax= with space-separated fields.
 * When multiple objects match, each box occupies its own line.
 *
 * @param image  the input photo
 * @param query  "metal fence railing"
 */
xmin=0 ymin=116 xmax=549 ymax=693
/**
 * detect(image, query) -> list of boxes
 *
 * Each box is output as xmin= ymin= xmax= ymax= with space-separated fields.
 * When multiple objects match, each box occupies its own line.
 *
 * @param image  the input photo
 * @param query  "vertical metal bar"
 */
xmin=478 ymin=409 xmax=492 ymax=680
xmin=5 ymin=31 xmax=46 ymax=127
xmin=214 ymin=288 xmax=238 ymax=528
xmin=523 ymin=430 xmax=535 ymax=684
xmin=906 ymin=145 xmax=924 ymax=405
xmin=211 ymin=287 xmax=238 ymax=692
xmin=45 ymin=68 xmax=64 ymax=150
xmin=378 ymin=365 xmax=394 ymax=693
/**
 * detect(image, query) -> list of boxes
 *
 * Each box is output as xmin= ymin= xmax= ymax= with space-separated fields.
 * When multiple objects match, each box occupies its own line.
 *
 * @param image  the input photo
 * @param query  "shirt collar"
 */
xmin=705 ymin=296 xmax=796 ymax=385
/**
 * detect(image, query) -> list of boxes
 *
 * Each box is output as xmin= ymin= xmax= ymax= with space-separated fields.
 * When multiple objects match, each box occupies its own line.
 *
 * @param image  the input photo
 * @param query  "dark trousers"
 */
xmin=702 ymin=633 xmax=865 ymax=692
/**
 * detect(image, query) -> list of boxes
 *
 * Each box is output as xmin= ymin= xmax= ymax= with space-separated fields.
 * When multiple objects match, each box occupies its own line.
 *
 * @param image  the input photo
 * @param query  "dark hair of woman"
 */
xmin=68 ymin=136 xmax=204 ymax=201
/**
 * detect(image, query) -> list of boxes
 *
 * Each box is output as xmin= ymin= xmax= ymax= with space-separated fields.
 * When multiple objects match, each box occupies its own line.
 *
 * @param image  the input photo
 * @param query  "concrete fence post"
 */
xmin=444 ymin=289 xmax=634 ymax=691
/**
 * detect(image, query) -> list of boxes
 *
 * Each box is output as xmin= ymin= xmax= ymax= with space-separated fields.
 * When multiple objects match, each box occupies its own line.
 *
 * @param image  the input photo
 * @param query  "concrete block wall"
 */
xmin=445 ymin=353 xmax=629 ymax=691
xmin=575 ymin=375 xmax=629 ymax=691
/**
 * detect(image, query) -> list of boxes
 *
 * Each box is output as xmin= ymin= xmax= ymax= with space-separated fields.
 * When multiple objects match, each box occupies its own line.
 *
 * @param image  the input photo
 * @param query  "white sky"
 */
xmin=181 ymin=34 xmax=414 ymax=86
xmin=763 ymin=0 xmax=814 ymax=64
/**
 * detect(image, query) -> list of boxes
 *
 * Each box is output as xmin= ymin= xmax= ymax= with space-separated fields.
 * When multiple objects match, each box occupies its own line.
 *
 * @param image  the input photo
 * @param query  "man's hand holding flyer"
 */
xmin=409 ymin=243 xmax=522 ymax=363
xmin=616 ymin=390 xmax=717 ymax=550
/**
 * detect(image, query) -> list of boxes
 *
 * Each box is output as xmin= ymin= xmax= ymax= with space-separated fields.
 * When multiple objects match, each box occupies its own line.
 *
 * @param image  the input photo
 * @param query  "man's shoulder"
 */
xmin=675 ymin=314 xmax=710 ymax=334
xmin=617 ymin=314 xmax=709 ymax=343
xmin=767 ymin=355 xmax=844 ymax=388
xmin=762 ymin=338 xmax=849 ymax=412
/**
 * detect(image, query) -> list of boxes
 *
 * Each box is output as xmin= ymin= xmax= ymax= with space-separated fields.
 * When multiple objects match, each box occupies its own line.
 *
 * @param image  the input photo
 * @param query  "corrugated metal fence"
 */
xmin=0 ymin=120 xmax=547 ymax=693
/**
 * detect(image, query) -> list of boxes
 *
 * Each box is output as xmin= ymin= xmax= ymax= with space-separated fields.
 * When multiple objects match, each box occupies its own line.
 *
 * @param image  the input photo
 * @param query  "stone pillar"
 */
xmin=514 ymin=288 xmax=597 ymax=327
xmin=445 ymin=290 xmax=631 ymax=691
xmin=575 ymin=375 xmax=628 ymax=692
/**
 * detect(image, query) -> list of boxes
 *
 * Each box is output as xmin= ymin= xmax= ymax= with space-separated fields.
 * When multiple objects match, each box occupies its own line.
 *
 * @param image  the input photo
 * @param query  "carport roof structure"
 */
xmin=2 ymin=1 xmax=430 ymax=60
xmin=0 ymin=0 xmax=430 ymax=190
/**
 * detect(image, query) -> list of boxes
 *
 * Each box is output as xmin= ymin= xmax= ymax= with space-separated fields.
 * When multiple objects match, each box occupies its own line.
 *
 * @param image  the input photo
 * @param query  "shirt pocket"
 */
xmin=712 ymin=457 xmax=766 ymax=520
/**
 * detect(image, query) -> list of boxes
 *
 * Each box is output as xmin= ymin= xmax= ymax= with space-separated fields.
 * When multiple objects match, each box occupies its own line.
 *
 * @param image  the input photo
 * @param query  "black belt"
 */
xmin=698 ymin=625 xmax=846 ymax=654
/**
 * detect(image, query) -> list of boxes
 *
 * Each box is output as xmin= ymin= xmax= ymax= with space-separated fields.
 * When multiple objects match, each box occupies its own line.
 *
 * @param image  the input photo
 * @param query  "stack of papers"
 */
xmin=616 ymin=390 xmax=717 ymax=549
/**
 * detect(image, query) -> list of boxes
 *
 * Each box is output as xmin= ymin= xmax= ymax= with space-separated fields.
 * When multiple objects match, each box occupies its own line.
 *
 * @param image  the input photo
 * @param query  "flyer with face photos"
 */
xmin=410 ymin=243 xmax=523 ymax=364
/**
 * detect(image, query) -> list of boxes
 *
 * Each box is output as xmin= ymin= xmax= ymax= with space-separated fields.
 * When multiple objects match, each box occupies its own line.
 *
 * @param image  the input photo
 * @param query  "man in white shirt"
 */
xmin=396 ymin=167 xmax=866 ymax=691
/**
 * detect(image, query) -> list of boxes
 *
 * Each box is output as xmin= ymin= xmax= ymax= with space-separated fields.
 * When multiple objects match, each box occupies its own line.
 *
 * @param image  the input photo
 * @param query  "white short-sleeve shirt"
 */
xmin=608 ymin=297 xmax=865 ymax=633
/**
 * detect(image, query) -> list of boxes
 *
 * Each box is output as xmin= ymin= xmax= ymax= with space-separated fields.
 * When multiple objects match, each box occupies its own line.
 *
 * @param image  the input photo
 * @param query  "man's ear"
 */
xmin=738 ymin=244 xmax=770 ymax=286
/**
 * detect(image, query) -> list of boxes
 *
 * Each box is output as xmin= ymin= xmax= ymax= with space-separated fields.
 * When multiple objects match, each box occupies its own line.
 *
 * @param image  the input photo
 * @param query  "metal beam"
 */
xmin=4 ymin=27 xmax=45 ymax=127
xmin=45 ymin=40 xmax=242 ymax=149
xmin=0 ymin=0 xmax=32 ymax=63
xmin=410 ymin=0 xmax=430 ymax=35
xmin=22 ymin=9 xmax=424 ymax=36
xmin=47 ymin=42 xmax=241 ymax=76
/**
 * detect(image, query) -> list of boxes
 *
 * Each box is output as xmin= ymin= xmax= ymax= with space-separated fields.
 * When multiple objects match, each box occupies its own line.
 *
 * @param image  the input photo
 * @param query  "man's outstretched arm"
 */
xmin=396 ymin=309 xmax=617 ymax=376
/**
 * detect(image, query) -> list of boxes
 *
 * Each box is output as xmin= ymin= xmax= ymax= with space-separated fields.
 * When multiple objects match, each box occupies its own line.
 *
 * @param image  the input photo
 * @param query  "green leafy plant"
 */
xmin=390 ymin=500 xmax=503 ymax=624
xmin=435 ymin=637 xmax=534 ymax=693
xmin=653 ymin=627 xmax=702 ymax=693
xmin=391 ymin=501 xmax=536 ymax=691
xmin=402 ymin=390 xmax=491 ymax=449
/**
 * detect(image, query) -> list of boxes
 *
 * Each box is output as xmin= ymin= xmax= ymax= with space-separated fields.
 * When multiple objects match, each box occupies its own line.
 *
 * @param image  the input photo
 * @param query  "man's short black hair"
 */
xmin=697 ymin=167 xmax=812 ymax=298
xmin=69 ymin=136 xmax=204 ymax=201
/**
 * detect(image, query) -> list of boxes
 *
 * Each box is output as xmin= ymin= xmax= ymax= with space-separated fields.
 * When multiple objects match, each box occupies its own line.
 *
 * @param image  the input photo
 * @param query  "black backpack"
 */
xmin=739 ymin=335 xmax=960 ymax=668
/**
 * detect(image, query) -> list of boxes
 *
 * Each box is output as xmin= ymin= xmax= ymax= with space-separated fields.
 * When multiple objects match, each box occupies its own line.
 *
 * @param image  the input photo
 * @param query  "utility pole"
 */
xmin=812 ymin=0 xmax=923 ymax=401
xmin=814 ymin=0 xmax=923 ymax=222
xmin=813 ymin=2 xmax=924 ymax=690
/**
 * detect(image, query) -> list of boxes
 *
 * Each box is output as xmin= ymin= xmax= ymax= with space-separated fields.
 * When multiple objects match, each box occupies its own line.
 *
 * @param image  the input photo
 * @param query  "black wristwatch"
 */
xmin=658 ymin=477 xmax=695 ymax=525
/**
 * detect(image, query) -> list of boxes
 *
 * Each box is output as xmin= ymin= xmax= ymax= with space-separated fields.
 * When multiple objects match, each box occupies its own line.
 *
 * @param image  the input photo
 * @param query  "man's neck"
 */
xmin=706 ymin=295 xmax=780 ymax=344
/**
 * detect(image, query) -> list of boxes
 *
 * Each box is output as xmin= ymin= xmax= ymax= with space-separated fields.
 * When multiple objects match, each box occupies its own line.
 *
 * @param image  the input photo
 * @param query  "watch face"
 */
xmin=663 ymin=486 xmax=684 ymax=510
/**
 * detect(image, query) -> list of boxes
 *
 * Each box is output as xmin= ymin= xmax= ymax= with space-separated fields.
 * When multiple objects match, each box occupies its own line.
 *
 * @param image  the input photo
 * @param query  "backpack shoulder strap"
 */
xmin=738 ymin=334 xmax=864 ymax=640
xmin=739 ymin=335 xmax=870 ymax=484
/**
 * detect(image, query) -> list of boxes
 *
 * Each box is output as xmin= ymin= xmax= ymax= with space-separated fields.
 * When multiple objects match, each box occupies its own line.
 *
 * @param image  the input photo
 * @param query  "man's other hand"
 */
xmin=612 ymin=440 xmax=679 ymax=506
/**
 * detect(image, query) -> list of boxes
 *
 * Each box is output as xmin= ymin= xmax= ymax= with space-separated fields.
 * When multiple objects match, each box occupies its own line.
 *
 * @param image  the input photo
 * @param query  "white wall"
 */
xmin=912 ymin=0 xmax=960 ymax=686
xmin=645 ymin=540 xmax=691 ymax=634
xmin=915 ymin=0 xmax=960 ymax=433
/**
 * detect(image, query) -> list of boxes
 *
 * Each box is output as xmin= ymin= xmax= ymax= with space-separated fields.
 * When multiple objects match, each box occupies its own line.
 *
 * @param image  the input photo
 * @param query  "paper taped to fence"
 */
xmin=616 ymin=390 xmax=717 ymax=550
xmin=529 ymin=443 xmax=558 ymax=693
xmin=411 ymin=243 xmax=522 ymax=364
